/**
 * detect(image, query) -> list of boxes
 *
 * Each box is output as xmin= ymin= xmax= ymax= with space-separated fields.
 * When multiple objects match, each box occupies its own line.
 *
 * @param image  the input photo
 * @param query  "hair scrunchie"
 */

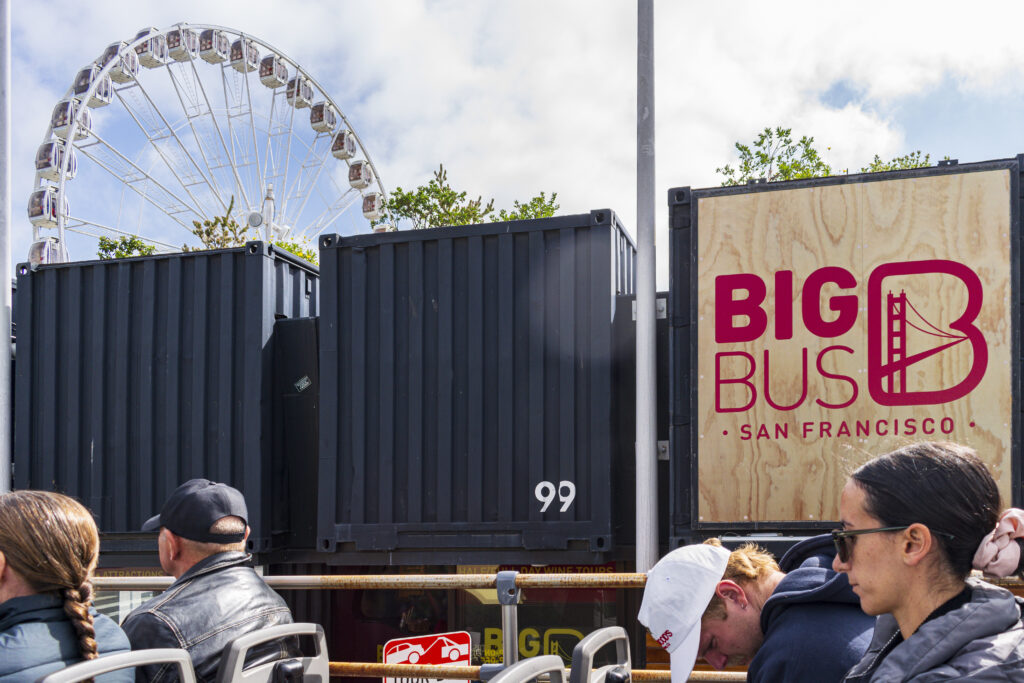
xmin=972 ymin=508 xmax=1024 ymax=577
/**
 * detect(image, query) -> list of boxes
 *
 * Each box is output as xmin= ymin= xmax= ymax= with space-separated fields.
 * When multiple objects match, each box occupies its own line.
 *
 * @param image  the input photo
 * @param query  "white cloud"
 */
xmin=11 ymin=0 xmax=1024 ymax=284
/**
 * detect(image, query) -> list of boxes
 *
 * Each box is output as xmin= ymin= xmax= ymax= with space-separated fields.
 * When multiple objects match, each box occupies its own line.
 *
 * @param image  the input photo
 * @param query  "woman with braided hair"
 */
xmin=0 ymin=490 xmax=131 ymax=681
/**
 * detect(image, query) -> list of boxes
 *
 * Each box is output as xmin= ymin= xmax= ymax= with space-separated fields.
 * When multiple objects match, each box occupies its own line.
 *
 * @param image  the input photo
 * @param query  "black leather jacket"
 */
xmin=121 ymin=551 xmax=295 ymax=683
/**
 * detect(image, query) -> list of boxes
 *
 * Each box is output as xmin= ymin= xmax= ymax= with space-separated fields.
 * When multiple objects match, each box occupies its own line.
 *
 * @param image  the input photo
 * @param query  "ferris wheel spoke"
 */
xmin=74 ymin=132 xmax=203 ymax=224
xmin=218 ymin=64 xmax=255 ymax=209
xmin=113 ymin=82 xmax=219 ymax=219
xmin=239 ymin=34 xmax=265 ymax=201
xmin=301 ymin=187 xmax=360 ymax=238
xmin=64 ymin=215 xmax=182 ymax=251
xmin=282 ymin=132 xmax=333 ymax=228
xmin=163 ymin=60 xmax=230 ymax=214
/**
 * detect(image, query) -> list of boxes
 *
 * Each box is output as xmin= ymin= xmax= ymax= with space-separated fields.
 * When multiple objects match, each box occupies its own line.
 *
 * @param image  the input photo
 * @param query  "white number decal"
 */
xmin=558 ymin=480 xmax=576 ymax=512
xmin=535 ymin=480 xmax=576 ymax=512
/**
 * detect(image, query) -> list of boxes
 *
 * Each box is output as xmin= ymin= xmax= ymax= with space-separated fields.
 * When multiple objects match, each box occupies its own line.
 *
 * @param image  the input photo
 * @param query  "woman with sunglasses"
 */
xmin=833 ymin=441 xmax=1024 ymax=681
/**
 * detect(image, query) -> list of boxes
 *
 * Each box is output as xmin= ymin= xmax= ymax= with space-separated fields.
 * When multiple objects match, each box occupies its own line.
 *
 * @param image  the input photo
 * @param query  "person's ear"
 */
xmin=901 ymin=523 xmax=934 ymax=567
xmin=243 ymin=526 xmax=251 ymax=542
xmin=162 ymin=528 xmax=182 ymax=561
xmin=0 ymin=550 xmax=7 ymax=583
xmin=715 ymin=580 xmax=748 ymax=608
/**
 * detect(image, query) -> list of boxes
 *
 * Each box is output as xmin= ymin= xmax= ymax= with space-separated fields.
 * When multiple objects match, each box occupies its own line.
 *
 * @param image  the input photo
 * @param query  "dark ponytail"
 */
xmin=851 ymin=441 xmax=1001 ymax=578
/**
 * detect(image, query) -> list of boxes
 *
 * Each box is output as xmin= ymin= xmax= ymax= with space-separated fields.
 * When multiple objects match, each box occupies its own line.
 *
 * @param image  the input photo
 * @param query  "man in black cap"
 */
xmin=122 ymin=479 xmax=295 ymax=682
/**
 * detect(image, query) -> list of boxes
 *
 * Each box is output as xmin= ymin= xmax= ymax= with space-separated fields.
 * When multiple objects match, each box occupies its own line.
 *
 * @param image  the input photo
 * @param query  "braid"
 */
xmin=62 ymin=582 xmax=99 ymax=663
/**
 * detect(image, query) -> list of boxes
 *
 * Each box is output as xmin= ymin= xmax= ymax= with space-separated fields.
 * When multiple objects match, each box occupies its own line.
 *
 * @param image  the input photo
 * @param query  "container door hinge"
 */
xmin=657 ymin=440 xmax=669 ymax=461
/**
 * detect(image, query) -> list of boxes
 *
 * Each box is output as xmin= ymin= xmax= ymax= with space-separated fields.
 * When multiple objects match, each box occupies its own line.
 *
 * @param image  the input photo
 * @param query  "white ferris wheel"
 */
xmin=28 ymin=23 xmax=389 ymax=265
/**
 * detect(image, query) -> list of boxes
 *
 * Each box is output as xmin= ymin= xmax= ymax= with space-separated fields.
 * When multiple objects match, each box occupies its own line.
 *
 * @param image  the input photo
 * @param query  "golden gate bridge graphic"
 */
xmin=884 ymin=290 xmax=969 ymax=394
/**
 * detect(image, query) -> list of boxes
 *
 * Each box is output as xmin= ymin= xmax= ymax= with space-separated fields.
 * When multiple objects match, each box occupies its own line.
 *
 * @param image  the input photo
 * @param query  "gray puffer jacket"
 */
xmin=843 ymin=578 xmax=1024 ymax=682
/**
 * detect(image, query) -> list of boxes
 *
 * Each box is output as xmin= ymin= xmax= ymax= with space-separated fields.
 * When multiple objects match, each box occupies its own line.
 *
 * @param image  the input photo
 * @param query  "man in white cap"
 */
xmin=639 ymin=536 xmax=874 ymax=682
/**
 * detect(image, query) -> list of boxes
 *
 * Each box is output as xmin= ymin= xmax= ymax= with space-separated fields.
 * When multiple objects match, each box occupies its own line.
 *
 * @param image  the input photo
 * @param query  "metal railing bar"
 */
xmin=326 ymin=663 xmax=744 ymax=681
xmin=93 ymin=572 xmax=650 ymax=592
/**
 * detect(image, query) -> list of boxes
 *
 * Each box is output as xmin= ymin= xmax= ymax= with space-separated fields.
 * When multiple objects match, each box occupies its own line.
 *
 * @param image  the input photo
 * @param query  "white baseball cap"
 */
xmin=638 ymin=544 xmax=730 ymax=683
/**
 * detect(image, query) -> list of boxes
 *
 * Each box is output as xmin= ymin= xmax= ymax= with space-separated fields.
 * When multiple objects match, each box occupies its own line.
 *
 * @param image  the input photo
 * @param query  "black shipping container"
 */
xmin=14 ymin=242 xmax=319 ymax=552
xmin=318 ymin=210 xmax=636 ymax=563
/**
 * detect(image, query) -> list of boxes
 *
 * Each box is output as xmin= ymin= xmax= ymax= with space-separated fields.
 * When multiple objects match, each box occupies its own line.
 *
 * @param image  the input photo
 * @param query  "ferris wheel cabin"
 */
xmin=199 ymin=29 xmax=229 ymax=63
xmin=98 ymin=41 xmax=139 ymax=83
xmin=167 ymin=28 xmax=199 ymax=62
xmin=50 ymin=99 xmax=92 ymax=140
xmin=27 ymin=187 xmax=69 ymax=229
xmin=230 ymin=38 xmax=259 ymax=73
xmin=133 ymin=27 xmax=169 ymax=68
xmin=348 ymin=160 xmax=373 ymax=189
xmin=331 ymin=130 xmax=357 ymax=159
xmin=259 ymin=55 xmax=288 ymax=88
xmin=73 ymin=66 xmax=112 ymax=108
xmin=286 ymin=76 xmax=313 ymax=108
xmin=361 ymin=192 xmax=383 ymax=220
xmin=310 ymin=102 xmax=337 ymax=133
xmin=35 ymin=141 xmax=77 ymax=182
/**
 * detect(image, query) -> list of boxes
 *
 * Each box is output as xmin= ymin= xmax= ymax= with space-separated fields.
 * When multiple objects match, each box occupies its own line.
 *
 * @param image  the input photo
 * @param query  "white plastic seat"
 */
xmin=569 ymin=627 xmax=631 ymax=683
xmin=214 ymin=623 xmax=328 ymax=683
xmin=490 ymin=655 xmax=567 ymax=683
xmin=35 ymin=649 xmax=197 ymax=683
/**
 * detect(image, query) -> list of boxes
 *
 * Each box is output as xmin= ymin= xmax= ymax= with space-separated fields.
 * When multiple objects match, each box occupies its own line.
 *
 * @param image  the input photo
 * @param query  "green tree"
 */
xmin=717 ymin=127 xmax=832 ymax=186
xmin=274 ymin=238 xmax=318 ymax=265
xmin=859 ymin=151 xmax=931 ymax=173
xmin=183 ymin=197 xmax=257 ymax=251
xmin=494 ymin=191 xmax=559 ymax=222
xmin=384 ymin=164 xmax=559 ymax=230
xmin=97 ymin=235 xmax=157 ymax=259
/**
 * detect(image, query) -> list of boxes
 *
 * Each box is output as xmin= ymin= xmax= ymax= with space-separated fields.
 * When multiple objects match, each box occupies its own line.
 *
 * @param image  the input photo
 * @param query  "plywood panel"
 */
xmin=696 ymin=170 xmax=1013 ymax=523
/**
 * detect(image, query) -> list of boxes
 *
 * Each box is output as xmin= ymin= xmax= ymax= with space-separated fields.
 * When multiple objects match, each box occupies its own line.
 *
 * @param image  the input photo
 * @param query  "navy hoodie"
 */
xmin=746 ymin=534 xmax=876 ymax=683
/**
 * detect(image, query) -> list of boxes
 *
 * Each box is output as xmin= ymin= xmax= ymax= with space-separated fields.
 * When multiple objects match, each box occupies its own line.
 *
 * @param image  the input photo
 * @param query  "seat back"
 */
xmin=36 ymin=649 xmax=197 ymax=683
xmin=569 ymin=627 xmax=630 ymax=683
xmin=215 ymin=623 xmax=328 ymax=683
xmin=490 ymin=655 xmax=566 ymax=683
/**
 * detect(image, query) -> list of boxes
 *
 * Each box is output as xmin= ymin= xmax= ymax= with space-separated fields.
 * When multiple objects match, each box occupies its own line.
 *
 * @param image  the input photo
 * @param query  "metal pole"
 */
xmin=0 ymin=0 xmax=12 ymax=494
xmin=635 ymin=0 xmax=658 ymax=571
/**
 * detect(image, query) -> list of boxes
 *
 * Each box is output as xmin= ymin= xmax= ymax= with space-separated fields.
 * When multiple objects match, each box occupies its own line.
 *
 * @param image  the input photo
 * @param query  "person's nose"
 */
xmin=704 ymin=651 xmax=728 ymax=670
xmin=832 ymin=550 xmax=848 ymax=573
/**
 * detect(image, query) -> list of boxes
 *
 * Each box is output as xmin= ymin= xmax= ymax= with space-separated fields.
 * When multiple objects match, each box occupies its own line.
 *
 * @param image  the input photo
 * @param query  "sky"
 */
xmin=13 ymin=0 xmax=1024 ymax=286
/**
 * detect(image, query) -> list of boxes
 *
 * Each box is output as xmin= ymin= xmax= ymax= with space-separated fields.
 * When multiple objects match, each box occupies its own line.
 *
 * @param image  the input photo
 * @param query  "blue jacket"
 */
xmin=746 ymin=534 xmax=876 ymax=683
xmin=0 ymin=593 xmax=132 ymax=682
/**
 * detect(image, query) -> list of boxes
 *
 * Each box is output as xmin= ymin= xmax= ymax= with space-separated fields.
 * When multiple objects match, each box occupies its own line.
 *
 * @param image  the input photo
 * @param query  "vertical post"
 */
xmin=496 ymin=571 xmax=520 ymax=667
xmin=0 ymin=0 xmax=12 ymax=494
xmin=635 ymin=0 xmax=658 ymax=571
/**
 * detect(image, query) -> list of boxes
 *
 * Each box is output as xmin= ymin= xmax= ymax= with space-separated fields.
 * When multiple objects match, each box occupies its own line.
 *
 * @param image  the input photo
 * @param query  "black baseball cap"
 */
xmin=141 ymin=479 xmax=248 ymax=543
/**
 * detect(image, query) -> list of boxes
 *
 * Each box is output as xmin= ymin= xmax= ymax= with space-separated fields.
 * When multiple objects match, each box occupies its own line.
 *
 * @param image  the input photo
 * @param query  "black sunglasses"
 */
xmin=832 ymin=526 xmax=956 ymax=563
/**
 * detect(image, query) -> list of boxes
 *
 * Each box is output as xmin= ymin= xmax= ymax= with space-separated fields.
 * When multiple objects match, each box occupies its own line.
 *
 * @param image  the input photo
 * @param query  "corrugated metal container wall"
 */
xmin=13 ymin=242 xmax=319 ymax=552
xmin=318 ymin=210 xmax=636 ymax=561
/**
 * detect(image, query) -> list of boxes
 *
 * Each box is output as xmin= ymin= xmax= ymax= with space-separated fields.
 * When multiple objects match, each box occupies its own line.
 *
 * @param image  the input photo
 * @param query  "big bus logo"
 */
xmin=866 ymin=260 xmax=987 ymax=406
xmin=714 ymin=259 xmax=987 ymax=411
